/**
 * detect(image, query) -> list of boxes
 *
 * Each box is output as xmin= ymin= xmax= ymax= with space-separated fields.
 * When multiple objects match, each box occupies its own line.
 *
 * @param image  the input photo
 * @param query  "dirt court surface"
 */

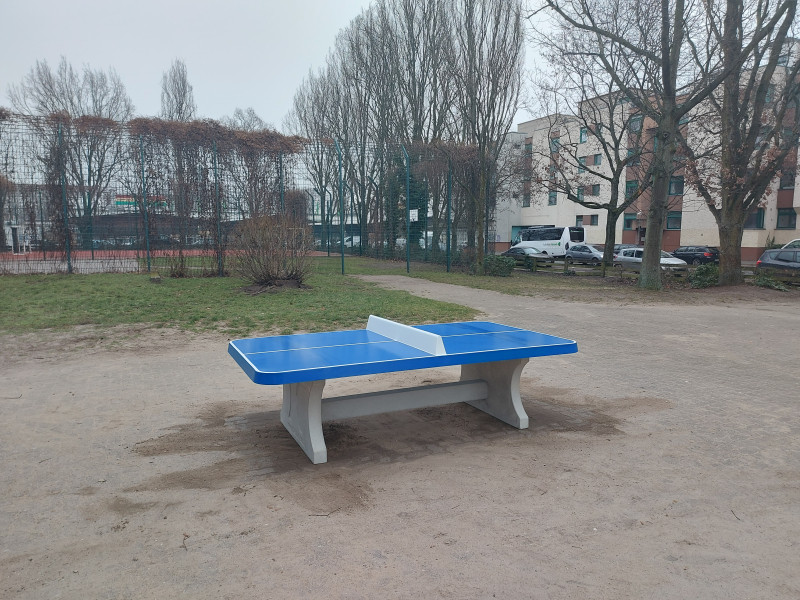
xmin=2 ymin=277 xmax=799 ymax=599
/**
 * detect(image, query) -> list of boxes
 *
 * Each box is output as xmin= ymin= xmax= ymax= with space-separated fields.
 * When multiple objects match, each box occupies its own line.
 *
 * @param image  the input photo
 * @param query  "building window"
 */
xmin=579 ymin=127 xmax=588 ymax=143
xmin=625 ymin=180 xmax=639 ymax=199
xmin=630 ymin=115 xmax=643 ymax=132
xmin=766 ymin=84 xmax=776 ymax=103
xmin=576 ymin=215 xmax=584 ymax=227
xmin=589 ymin=214 xmax=599 ymax=226
xmin=627 ymin=148 xmax=640 ymax=166
xmin=593 ymin=154 xmax=602 ymax=166
xmin=522 ymin=193 xmax=531 ymax=208
xmin=623 ymin=214 xmax=637 ymax=230
xmin=577 ymin=187 xmax=584 ymax=201
xmin=591 ymin=184 xmax=600 ymax=196
xmin=744 ymin=207 xmax=765 ymax=229
xmin=550 ymin=137 xmax=560 ymax=153
xmin=777 ymin=208 xmax=797 ymax=229
xmin=780 ymin=170 xmax=795 ymax=189
xmin=668 ymin=176 xmax=685 ymax=195
xmin=666 ymin=211 xmax=682 ymax=230
xmin=524 ymin=142 xmax=532 ymax=155
xmin=578 ymin=156 xmax=586 ymax=173
xmin=548 ymin=191 xmax=557 ymax=206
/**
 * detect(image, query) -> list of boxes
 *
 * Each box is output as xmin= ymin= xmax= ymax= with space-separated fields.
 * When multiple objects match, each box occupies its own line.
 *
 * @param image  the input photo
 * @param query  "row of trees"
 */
xmin=0 ymin=57 xmax=312 ymax=267
xmin=531 ymin=0 xmax=800 ymax=288
xmin=3 ymin=0 xmax=799 ymax=286
xmin=286 ymin=0 xmax=526 ymax=270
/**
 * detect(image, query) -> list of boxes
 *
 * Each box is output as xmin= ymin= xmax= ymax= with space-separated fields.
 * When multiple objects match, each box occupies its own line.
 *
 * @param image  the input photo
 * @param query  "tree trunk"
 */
xmin=718 ymin=220 xmax=745 ymax=285
xmin=601 ymin=210 xmax=621 ymax=277
xmin=639 ymin=172 xmax=669 ymax=289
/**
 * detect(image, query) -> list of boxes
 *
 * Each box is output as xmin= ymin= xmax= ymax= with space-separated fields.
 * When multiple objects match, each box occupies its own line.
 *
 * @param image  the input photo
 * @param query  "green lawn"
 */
xmin=0 ymin=259 xmax=475 ymax=337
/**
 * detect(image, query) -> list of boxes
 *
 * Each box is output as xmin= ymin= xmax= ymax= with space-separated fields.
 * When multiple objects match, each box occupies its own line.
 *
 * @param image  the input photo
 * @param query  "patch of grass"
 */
xmin=0 ymin=269 xmax=475 ymax=337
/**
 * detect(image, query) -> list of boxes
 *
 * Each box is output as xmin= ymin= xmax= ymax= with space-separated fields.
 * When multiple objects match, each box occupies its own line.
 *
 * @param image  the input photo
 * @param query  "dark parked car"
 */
xmin=671 ymin=245 xmax=720 ymax=265
xmin=755 ymin=249 xmax=800 ymax=280
xmin=613 ymin=243 xmax=638 ymax=256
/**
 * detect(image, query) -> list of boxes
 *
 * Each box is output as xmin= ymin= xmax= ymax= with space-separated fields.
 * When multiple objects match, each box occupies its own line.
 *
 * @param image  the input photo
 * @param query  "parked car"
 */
xmin=565 ymin=243 xmax=604 ymax=265
xmin=613 ymin=247 xmax=688 ymax=273
xmin=670 ymin=245 xmax=720 ymax=265
xmin=780 ymin=239 xmax=800 ymax=249
xmin=613 ymin=243 xmax=638 ymax=256
xmin=501 ymin=246 xmax=553 ymax=265
xmin=755 ymin=248 xmax=800 ymax=279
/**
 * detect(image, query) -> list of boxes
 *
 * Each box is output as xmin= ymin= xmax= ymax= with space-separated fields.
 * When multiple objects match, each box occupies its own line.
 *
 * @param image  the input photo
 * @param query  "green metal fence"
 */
xmin=0 ymin=113 xmax=498 ymax=275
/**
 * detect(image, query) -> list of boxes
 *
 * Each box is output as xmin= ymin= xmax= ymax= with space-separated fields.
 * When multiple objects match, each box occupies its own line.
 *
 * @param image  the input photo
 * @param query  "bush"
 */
xmin=483 ymin=254 xmax=515 ymax=277
xmin=753 ymin=273 xmax=789 ymax=292
xmin=688 ymin=263 xmax=719 ymax=288
xmin=232 ymin=215 xmax=313 ymax=286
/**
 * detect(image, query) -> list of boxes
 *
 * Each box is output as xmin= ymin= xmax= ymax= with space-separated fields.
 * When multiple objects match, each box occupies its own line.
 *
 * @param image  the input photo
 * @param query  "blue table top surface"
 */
xmin=229 ymin=321 xmax=577 ymax=385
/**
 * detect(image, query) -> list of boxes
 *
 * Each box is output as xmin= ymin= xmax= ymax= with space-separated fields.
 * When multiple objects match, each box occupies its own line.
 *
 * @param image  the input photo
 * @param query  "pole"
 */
xmin=38 ymin=189 xmax=46 ymax=261
xmin=279 ymin=151 xmax=285 ymax=211
xmin=214 ymin=141 xmax=223 ymax=277
xmin=59 ymin=124 xmax=73 ymax=274
xmin=334 ymin=140 xmax=344 ymax=275
xmin=88 ymin=151 xmax=94 ymax=259
xmin=139 ymin=135 xmax=151 ymax=273
xmin=484 ymin=167 xmax=490 ymax=256
xmin=401 ymin=145 xmax=410 ymax=273
xmin=447 ymin=159 xmax=452 ymax=273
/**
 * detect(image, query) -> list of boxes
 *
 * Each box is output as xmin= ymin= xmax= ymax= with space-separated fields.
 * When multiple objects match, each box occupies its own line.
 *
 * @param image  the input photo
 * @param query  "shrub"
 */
xmin=232 ymin=214 xmax=314 ymax=286
xmin=483 ymin=254 xmax=515 ymax=277
xmin=688 ymin=263 xmax=719 ymax=288
xmin=753 ymin=273 xmax=789 ymax=292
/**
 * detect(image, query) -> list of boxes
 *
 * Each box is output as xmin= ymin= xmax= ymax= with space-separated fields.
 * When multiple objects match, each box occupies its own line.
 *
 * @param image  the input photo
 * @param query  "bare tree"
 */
xmin=537 ymin=0 xmax=792 ymax=289
xmin=450 ymin=0 xmax=524 ymax=269
xmin=286 ymin=68 xmax=340 ymax=249
xmin=530 ymin=25 xmax=658 ymax=272
xmin=160 ymin=59 xmax=196 ymax=122
xmin=9 ymin=57 xmax=134 ymax=248
xmin=223 ymin=107 xmax=274 ymax=132
xmin=681 ymin=0 xmax=800 ymax=285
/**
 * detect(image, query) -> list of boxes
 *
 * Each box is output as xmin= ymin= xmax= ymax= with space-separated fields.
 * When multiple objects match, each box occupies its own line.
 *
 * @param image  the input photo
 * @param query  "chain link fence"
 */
xmin=0 ymin=112 xmax=499 ymax=275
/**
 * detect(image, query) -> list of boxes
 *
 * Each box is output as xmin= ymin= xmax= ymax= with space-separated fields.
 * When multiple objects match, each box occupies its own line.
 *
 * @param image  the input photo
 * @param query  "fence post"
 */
xmin=59 ymin=124 xmax=73 ymax=274
xmin=213 ymin=141 xmax=223 ymax=277
xmin=139 ymin=135 xmax=151 ymax=273
xmin=88 ymin=151 xmax=94 ymax=259
xmin=401 ymin=144 xmax=410 ymax=273
xmin=38 ymin=189 xmax=46 ymax=262
xmin=447 ymin=159 xmax=452 ymax=273
xmin=279 ymin=151 xmax=285 ymax=212
xmin=334 ymin=140 xmax=344 ymax=275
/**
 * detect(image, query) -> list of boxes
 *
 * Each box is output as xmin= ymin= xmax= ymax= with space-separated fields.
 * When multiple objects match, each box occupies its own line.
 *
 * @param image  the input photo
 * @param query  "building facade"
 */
xmin=497 ymin=59 xmax=800 ymax=259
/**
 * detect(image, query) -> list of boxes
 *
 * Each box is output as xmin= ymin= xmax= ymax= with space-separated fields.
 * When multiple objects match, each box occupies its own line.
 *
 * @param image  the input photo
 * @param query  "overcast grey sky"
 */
xmin=1 ymin=0 xmax=535 ymax=131
xmin=0 ymin=0 xmax=375 ymax=128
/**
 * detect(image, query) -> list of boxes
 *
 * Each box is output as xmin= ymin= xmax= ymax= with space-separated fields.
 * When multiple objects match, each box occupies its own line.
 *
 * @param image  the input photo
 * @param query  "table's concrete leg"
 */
xmin=461 ymin=358 xmax=530 ymax=429
xmin=281 ymin=379 xmax=327 ymax=464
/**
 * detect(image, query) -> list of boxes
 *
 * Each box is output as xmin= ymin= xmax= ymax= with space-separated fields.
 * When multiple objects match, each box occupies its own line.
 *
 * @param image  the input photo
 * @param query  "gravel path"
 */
xmin=2 ymin=277 xmax=798 ymax=599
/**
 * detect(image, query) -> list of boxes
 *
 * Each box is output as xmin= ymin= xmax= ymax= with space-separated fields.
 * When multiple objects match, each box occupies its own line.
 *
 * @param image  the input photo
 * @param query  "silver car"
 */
xmin=501 ymin=246 xmax=554 ymax=264
xmin=565 ymin=243 xmax=604 ymax=265
xmin=613 ymin=247 xmax=688 ymax=272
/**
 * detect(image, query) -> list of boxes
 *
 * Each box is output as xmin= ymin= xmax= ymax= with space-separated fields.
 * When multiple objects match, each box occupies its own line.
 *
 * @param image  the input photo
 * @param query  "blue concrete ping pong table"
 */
xmin=228 ymin=316 xmax=578 ymax=463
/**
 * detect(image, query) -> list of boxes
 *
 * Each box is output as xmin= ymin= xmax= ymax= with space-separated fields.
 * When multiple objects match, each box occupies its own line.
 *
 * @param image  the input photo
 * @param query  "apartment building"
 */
xmin=498 ymin=55 xmax=800 ymax=259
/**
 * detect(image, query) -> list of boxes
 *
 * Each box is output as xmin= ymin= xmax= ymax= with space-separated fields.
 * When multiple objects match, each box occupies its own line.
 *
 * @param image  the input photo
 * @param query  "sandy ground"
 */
xmin=1 ymin=277 xmax=799 ymax=599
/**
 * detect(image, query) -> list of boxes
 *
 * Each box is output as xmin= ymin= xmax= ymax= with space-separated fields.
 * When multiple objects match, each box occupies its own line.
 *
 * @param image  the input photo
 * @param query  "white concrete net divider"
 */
xmin=365 ymin=315 xmax=446 ymax=355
